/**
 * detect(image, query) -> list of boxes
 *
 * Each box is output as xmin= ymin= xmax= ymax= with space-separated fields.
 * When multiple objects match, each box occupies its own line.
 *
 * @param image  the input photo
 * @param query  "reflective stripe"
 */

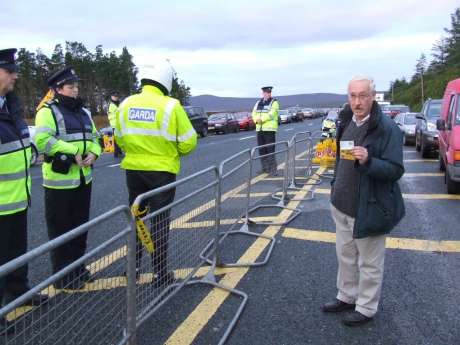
xmin=45 ymin=137 xmax=58 ymax=154
xmin=43 ymin=178 xmax=81 ymax=188
xmin=35 ymin=126 xmax=55 ymax=135
xmin=162 ymin=99 xmax=177 ymax=131
xmin=60 ymin=133 xmax=90 ymax=142
xmin=0 ymin=138 xmax=30 ymax=154
xmin=177 ymin=128 xmax=196 ymax=142
xmin=50 ymin=104 xmax=67 ymax=135
xmin=0 ymin=170 xmax=27 ymax=181
xmin=0 ymin=200 xmax=28 ymax=212
xmin=85 ymin=171 xmax=93 ymax=184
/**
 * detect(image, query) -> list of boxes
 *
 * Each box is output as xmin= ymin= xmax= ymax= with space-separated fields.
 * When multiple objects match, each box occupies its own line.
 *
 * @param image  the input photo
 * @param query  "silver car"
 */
xmin=395 ymin=112 xmax=418 ymax=145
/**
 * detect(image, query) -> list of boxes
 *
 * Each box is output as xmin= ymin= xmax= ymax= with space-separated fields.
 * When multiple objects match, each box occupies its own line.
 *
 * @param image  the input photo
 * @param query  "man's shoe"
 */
xmin=342 ymin=311 xmax=373 ymax=326
xmin=322 ymin=299 xmax=356 ymax=313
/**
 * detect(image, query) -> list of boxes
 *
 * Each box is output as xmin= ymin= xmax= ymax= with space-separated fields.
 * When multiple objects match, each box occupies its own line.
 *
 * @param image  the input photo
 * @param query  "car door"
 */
xmin=445 ymin=95 xmax=457 ymax=161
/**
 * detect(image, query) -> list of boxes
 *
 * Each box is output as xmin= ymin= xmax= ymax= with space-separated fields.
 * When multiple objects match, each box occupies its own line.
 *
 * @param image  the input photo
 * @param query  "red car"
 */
xmin=234 ymin=112 xmax=255 ymax=130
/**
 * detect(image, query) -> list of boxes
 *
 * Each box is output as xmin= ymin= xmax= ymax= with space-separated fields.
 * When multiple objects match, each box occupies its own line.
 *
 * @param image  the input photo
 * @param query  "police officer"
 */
xmin=252 ymin=86 xmax=280 ymax=175
xmin=107 ymin=91 xmax=122 ymax=157
xmin=115 ymin=60 xmax=197 ymax=286
xmin=0 ymin=49 xmax=47 ymax=334
xmin=35 ymin=67 xmax=102 ymax=290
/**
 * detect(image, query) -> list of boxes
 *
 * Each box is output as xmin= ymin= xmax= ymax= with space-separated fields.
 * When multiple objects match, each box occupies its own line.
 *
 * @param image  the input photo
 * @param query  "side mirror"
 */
xmin=415 ymin=113 xmax=424 ymax=120
xmin=436 ymin=119 xmax=446 ymax=131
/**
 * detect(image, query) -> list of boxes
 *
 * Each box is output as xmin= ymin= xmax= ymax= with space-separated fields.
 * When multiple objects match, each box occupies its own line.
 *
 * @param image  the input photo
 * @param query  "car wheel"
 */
xmin=30 ymin=144 xmax=38 ymax=166
xmin=439 ymin=154 xmax=446 ymax=172
xmin=446 ymin=169 xmax=460 ymax=194
xmin=415 ymin=134 xmax=421 ymax=152
xmin=200 ymin=125 xmax=208 ymax=138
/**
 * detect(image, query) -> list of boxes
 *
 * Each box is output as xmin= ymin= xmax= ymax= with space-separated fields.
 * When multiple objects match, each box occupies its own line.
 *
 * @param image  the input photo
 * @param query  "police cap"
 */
xmin=261 ymin=86 xmax=273 ymax=92
xmin=47 ymin=66 xmax=80 ymax=88
xmin=0 ymin=48 xmax=18 ymax=73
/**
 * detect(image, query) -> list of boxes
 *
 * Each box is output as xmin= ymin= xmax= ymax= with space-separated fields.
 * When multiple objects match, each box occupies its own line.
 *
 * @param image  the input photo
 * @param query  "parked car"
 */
xmin=321 ymin=111 xmax=338 ymax=138
xmin=394 ymin=112 xmax=418 ymax=145
xmin=278 ymin=109 xmax=293 ymax=124
xmin=234 ymin=112 xmax=255 ymax=130
xmin=300 ymin=108 xmax=313 ymax=120
xmin=208 ymin=113 xmax=239 ymax=134
xmin=415 ymin=99 xmax=442 ymax=157
xmin=184 ymin=106 xmax=208 ymax=137
xmin=28 ymin=126 xmax=40 ymax=165
xmin=382 ymin=104 xmax=410 ymax=119
xmin=436 ymin=78 xmax=460 ymax=194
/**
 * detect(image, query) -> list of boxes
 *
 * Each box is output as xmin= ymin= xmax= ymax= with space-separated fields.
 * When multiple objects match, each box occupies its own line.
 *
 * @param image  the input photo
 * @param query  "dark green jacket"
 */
xmin=332 ymin=102 xmax=405 ymax=238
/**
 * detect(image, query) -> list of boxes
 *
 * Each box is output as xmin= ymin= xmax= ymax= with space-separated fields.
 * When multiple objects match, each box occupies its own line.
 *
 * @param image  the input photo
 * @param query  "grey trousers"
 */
xmin=330 ymin=204 xmax=386 ymax=317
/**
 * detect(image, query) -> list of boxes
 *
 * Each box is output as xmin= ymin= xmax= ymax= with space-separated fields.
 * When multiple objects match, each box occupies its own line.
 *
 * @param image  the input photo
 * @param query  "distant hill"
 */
xmin=189 ymin=93 xmax=348 ymax=112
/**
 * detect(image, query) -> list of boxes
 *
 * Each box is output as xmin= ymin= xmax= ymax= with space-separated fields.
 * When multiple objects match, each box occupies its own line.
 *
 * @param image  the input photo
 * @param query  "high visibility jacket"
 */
xmin=115 ymin=85 xmax=197 ymax=174
xmin=252 ymin=98 xmax=279 ymax=132
xmin=107 ymin=101 xmax=118 ymax=128
xmin=0 ymin=93 xmax=31 ymax=216
xmin=35 ymin=99 xmax=102 ymax=189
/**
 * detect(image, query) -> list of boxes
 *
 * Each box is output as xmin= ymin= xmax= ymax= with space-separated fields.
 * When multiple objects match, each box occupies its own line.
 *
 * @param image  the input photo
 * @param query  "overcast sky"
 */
xmin=1 ymin=0 xmax=458 ymax=97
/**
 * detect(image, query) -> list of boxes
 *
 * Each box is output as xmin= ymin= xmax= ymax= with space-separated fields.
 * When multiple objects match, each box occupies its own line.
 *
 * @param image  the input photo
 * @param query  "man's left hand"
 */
xmin=82 ymin=152 xmax=97 ymax=167
xmin=352 ymin=146 xmax=369 ymax=165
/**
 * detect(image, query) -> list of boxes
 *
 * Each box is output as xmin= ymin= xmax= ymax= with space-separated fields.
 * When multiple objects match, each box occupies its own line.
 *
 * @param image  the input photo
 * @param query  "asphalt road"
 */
xmin=5 ymin=117 xmax=460 ymax=345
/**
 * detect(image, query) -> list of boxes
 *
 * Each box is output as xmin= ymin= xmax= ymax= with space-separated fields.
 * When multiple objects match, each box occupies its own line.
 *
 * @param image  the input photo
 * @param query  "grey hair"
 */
xmin=348 ymin=75 xmax=376 ymax=93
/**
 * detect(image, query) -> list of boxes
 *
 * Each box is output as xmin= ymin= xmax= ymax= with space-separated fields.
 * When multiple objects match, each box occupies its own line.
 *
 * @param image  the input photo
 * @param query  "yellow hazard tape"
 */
xmin=131 ymin=204 xmax=155 ymax=254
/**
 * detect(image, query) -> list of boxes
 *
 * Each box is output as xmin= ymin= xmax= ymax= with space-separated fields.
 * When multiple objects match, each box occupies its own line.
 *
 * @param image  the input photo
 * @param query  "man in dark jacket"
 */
xmin=322 ymin=76 xmax=405 ymax=326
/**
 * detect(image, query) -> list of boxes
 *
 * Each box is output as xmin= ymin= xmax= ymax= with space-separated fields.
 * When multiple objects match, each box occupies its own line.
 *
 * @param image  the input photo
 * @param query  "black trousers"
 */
xmin=45 ymin=179 xmax=92 ymax=277
xmin=112 ymin=128 xmax=122 ymax=157
xmin=0 ymin=210 xmax=29 ymax=304
xmin=126 ymin=170 xmax=176 ymax=277
xmin=257 ymin=131 xmax=277 ymax=172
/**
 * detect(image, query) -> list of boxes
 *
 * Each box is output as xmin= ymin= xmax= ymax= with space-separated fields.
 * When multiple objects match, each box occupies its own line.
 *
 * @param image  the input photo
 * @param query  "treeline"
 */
xmin=390 ymin=7 xmax=460 ymax=111
xmin=14 ymin=42 xmax=191 ymax=118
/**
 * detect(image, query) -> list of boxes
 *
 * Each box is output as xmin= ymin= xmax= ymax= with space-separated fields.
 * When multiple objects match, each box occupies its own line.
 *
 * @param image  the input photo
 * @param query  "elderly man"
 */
xmin=322 ymin=76 xmax=405 ymax=326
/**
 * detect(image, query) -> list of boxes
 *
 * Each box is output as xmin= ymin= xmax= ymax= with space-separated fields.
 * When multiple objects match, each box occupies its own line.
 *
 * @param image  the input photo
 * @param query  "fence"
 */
xmin=0 ymin=206 xmax=135 ymax=345
xmin=0 ymin=130 xmax=326 ymax=344
xmin=130 ymin=166 xmax=248 ymax=345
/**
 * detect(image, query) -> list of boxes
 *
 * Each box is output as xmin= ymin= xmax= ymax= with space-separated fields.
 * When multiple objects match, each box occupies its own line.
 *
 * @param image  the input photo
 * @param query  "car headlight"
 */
xmin=427 ymin=123 xmax=437 ymax=132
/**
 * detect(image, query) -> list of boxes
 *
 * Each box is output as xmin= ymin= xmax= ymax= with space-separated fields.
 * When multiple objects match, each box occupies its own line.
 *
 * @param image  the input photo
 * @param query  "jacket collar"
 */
xmin=339 ymin=101 xmax=381 ymax=132
xmin=142 ymin=85 xmax=164 ymax=96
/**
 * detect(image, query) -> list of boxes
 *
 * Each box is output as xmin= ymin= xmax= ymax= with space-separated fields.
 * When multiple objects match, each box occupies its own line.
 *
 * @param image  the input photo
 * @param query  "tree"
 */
xmin=430 ymin=37 xmax=448 ymax=70
xmin=415 ymin=53 xmax=427 ymax=105
xmin=171 ymin=77 xmax=191 ymax=105
xmin=445 ymin=8 xmax=460 ymax=67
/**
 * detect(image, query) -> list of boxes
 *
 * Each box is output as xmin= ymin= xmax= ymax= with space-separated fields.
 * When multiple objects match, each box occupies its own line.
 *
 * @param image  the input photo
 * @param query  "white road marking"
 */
xmin=285 ymin=128 xmax=294 ymax=131
xmin=239 ymin=136 xmax=255 ymax=141
xmin=109 ymin=163 xmax=121 ymax=167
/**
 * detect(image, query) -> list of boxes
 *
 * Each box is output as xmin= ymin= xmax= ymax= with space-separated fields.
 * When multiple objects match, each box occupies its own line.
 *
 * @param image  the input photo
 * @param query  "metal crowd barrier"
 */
xmin=0 ymin=206 xmax=136 ymax=345
xmin=131 ymin=166 xmax=248 ymax=345
xmin=199 ymin=149 xmax=276 ymax=268
xmin=247 ymin=141 xmax=301 ymax=226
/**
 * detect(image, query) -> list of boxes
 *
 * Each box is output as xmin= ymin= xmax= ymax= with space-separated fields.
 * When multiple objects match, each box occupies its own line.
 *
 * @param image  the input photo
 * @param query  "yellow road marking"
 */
xmin=404 ymin=173 xmax=444 ymax=177
xmin=404 ymin=159 xmax=437 ymax=163
xmin=165 ymin=167 xmax=326 ymax=345
xmin=282 ymin=227 xmax=460 ymax=253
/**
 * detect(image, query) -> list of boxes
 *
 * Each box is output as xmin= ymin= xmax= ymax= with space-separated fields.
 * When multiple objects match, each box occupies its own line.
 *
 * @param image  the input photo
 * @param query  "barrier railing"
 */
xmin=247 ymin=141 xmax=301 ymax=226
xmin=0 ymin=206 xmax=136 ymax=345
xmin=199 ymin=149 xmax=276 ymax=268
xmin=131 ymin=166 xmax=247 ymax=345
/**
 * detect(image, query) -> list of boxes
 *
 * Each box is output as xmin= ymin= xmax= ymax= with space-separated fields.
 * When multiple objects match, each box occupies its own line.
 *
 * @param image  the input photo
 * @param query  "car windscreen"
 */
xmin=427 ymin=102 xmax=442 ymax=118
xmin=279 ymin=110 xmax=288 ymax=115
xmin=234 ymin=113 xmax=248 ymax=119
xmin=209 ymin=114 xmax=227 ymax=121
xmin=404 ymin=113 xmax=417 ymax=125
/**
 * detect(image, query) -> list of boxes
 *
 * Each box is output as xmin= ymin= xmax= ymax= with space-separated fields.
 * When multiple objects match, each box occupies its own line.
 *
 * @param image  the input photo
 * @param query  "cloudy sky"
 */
xmin=1 ymin=0 xmax=458 ymax=97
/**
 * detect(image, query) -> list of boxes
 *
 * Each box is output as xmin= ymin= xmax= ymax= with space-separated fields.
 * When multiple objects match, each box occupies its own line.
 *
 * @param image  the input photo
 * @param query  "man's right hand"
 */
xmin=75 ymin=154 xmax=84 ymax=167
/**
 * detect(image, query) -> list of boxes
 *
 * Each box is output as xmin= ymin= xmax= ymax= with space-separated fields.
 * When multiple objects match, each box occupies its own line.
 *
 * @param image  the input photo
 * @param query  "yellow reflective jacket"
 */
xmin=108 ymin=101 xmax=118 ymax=128
xmin=252 ymin=98 xmax=280 ymax=132
xmin=0 ymin=93 xmax=31 ymax=215
xmin=35 ymin=99 xmax=102 ymax=190
xmin=115 ymin=85 xmax=197 ymax=174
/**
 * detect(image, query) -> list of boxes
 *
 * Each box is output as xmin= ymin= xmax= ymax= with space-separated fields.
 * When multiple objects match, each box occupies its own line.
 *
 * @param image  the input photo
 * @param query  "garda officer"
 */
xmin=107 ymin=91 xmax=122 ymax=157
xmin=35 ymin=67 xmax=102 ymax=290
xmin=252 ymin=86 xmax=280 ymax=175
xmin=115 ymin=60 xmax=197 ymax=286
xmin=0 ymin=49 xmax=47 ymax=334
